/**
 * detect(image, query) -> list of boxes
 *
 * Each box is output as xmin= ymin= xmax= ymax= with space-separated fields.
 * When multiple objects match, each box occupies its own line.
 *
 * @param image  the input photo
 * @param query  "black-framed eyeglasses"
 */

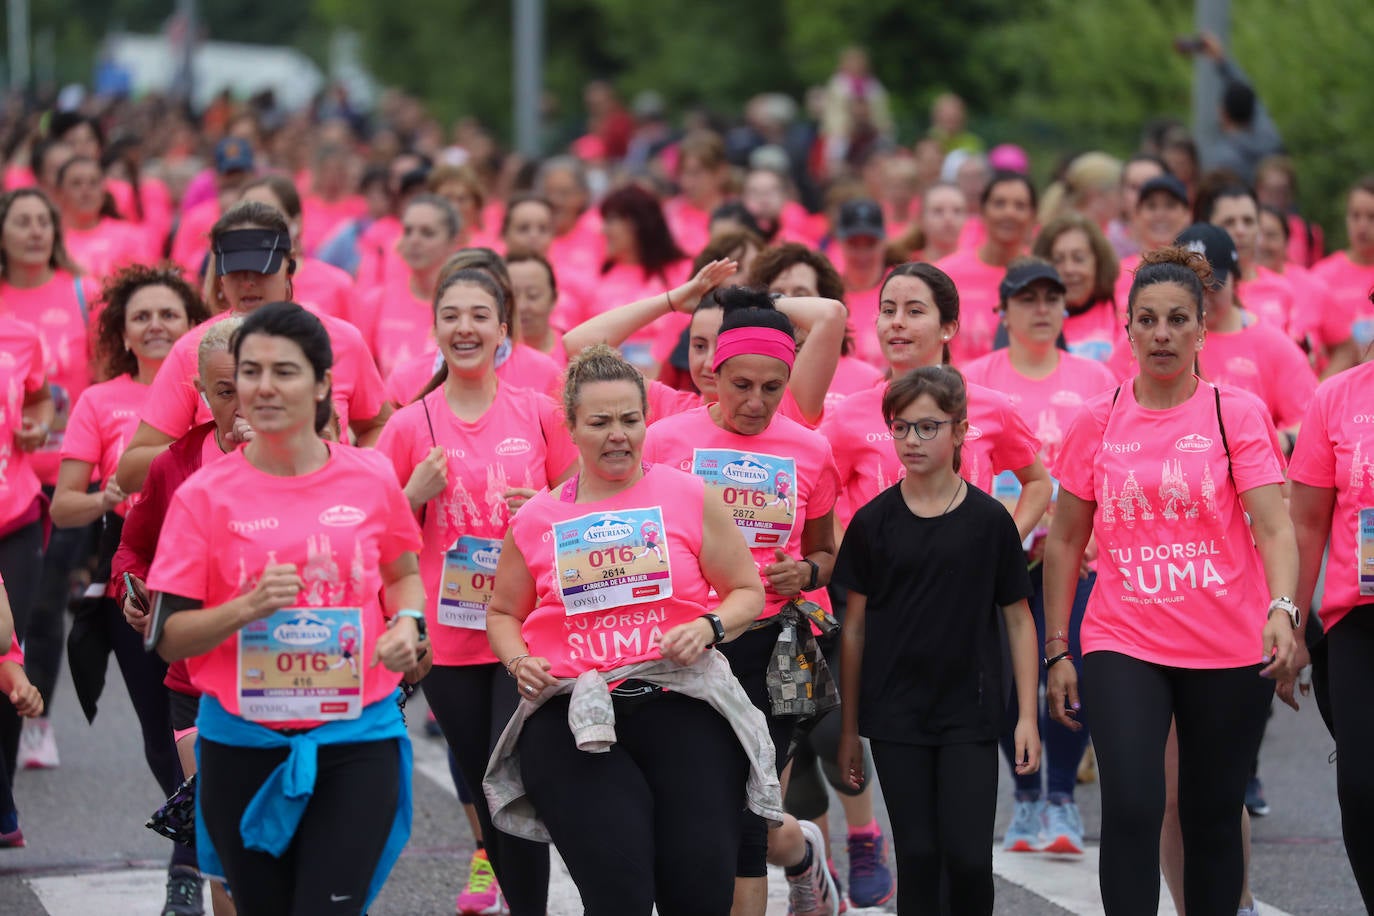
xmin=888 ymin=418 xmax=954 ymax=441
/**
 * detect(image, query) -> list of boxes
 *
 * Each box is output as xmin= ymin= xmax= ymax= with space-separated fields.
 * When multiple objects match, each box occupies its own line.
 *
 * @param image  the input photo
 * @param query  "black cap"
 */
xmin=1137 ymin=174 xmax=1189 ymax=208
xmin=214 ymin=228 xmax=292 ymax=276
xmin=1176 ymin=223 xmax=1238 ymax=288
xmin=836 ymin=198 xmax=885 ymax=241
xmin=999 ymin=261 xmax=1066 ymax=301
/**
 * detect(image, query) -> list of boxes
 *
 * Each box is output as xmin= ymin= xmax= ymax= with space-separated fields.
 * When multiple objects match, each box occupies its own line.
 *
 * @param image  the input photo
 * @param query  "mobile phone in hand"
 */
xmin=1173 ymin=35 xmax=1205 ymax=54
xmin=123 ymin=572 xmax=150 ymax=615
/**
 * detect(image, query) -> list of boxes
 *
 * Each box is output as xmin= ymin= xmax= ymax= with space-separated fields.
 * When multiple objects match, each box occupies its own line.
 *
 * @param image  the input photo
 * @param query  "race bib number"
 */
xmin=554 ymin=507 xmax=673 ymax=615
xmin=439 ymin=536 xmax=502 ymax=629
xmin=238 ymin=607 xmax=363 ymax=722
xmin=693 ymin=449 xmax=797 ymax=548
xmin=1360 ymin=508 xmax=1374 ymax=597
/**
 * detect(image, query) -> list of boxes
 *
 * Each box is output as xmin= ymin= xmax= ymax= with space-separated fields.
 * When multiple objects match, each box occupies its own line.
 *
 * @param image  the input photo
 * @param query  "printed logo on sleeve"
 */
xmin=319 ymin=505 xmax=367 ymax=527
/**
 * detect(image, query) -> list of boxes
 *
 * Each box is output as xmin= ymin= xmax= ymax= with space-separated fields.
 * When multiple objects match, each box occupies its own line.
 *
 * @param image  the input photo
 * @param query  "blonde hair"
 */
xmin=563 ymin=343 xmax=647 ymax=425
xmin=1039 ymin=152 xmax=1122 ymax=224
xmin=197 ymin=316 xmax=244 ymax=378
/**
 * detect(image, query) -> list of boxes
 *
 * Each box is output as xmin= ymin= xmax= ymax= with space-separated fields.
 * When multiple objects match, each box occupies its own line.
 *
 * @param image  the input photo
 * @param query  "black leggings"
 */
xmin=423 ymin=663 xmax=549 ymax=916
xmin=785 ymin=632 xmax=868 ymax=820
xmin=198 ymin=737 xmax=399 ymax=915
xmin=28 ymin=516 xmax=94 ymax=708
xmin=1083 ymin=651 xmax=1272 ymax=916
xmin=101 ymin=599 xmax=195 ymax=871
xmin=1325 ymin=606 xmax=1374 ymax=907
xmin=869 ymin=739 xmax=997 ymax=916
xmin=519 ymin=690 xmax=747 ymax=916
xmin=720 ymin=626 xmax=798 ymax=877
xmin=0 ymin=519 xmax=43 ymax=790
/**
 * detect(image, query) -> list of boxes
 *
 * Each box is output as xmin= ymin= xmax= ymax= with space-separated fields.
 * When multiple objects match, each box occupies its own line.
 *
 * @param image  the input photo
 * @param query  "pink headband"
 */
xmin=712 ymin=326 xmax=797 ymax=373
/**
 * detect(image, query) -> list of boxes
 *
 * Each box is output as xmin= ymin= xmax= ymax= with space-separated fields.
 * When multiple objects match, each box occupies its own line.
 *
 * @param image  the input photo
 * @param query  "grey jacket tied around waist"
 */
xmin=483 ymin=650 xmax=784 ymax=843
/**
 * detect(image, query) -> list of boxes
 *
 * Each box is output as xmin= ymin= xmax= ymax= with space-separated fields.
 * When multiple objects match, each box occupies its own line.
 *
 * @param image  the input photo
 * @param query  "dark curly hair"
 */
xmin=96 ymin=263 xmax=211 ymax=380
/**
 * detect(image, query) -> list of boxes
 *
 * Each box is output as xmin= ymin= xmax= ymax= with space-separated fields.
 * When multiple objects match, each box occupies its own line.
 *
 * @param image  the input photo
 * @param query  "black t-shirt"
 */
xmin=832 ymin=482 xmax=1032 ymax=746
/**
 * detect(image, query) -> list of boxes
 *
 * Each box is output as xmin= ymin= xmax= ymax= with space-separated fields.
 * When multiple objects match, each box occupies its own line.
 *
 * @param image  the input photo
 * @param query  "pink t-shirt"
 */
xmin=962 ymin=350 xmax=1117 ymax=474
xmin=1279 ymin=265 xmax=1334 ymax=354
xmin=642 ymin=405 xmax=839 ymax=620
xmin=824 ymin=356 xmax=885 ymax=412
xmin=1063 ymin=300 xmax=1126 ymax=364
xmin=146 ymin=446 xmax=422 ymax=727
xmin=301 ymin=194 xmax=368 ymax=257
xmin=294 ymin=257 xmax=360 ymax=326
xmin=1239 ymin=267 xmax=1300 ymax=342
xmin=547 ymin=211 xmax=606 ymax=289
xmin=61 ymin=374 xmax=149 ymax=516
xmin=663 ymin=196 xmax=713 ymax=258
xmin=64 ymin=219 xmax=149 ymax=280
xmin=383 ymin=343 xmax=565 ymax=407
xmin=1288 ymin=360 xmax=1374 ymax=631
xmin=358 ymin=275 xmax=432 ymax=379
xmin=647 ymin=380 xmax=703 ymax=424
xmin=1113 ymin=254 xmax=1142 ymax=315
xmin=1056 ymin=379 xmax=1285 ymax=667
xmin=956 ymin=215 xmax=986 ymax=251
xmin=0 ymin=318 xmax=45 ymax=526
xmin=587 ymin=260 xmax=693 ymax=372
xmin=375 ymin=382 xmax=576 ymax=666
xmin=935 ymin=249 xmax=1006 ymax=366
xmin=846 ymin=282 xmax=884 ymax=368
xmin=354 ymin=216 xmax=404 ymax=292
xmin=169 ymin=199 xmax=220 ymax=278
xmin=0 ymin=271 xmax=101 ymax=483
xmin=1310 ymin=252 xmax=1374 ymax=350
xmin=820 ymin=378 xmax=1041 ymax=528
xmin=140 ymin=308 xmax=388 ymax=438
xmin=1104 ymin=318 xmax=1316 ymax=432
xmin=511 ymin=466 xmax=715 ymax=677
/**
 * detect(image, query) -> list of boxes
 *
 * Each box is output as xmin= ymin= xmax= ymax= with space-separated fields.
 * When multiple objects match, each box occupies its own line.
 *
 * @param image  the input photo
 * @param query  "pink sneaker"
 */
xmin=456 ymin=849 xmax=506 ymax=914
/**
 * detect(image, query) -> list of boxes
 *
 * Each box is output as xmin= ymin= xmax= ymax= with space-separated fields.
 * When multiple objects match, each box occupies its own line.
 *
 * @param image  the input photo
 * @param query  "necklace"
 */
xmin=940 ymin=478 xmax=964 ymax=516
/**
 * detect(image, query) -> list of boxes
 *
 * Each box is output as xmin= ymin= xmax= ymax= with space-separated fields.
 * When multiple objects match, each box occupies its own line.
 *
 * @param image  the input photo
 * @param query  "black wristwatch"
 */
xmin=700 ymin=613 xmax=726 ymax=646
xmin=802 ymin=558 xmax=820 ymax=592
xmin=394 ymin=608 xmax=428 ymax=641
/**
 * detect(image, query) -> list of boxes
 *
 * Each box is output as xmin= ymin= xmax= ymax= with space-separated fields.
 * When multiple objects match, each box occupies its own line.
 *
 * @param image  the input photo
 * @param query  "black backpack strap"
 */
xmin=1212 ymin=384 xmax=1236 ymax=490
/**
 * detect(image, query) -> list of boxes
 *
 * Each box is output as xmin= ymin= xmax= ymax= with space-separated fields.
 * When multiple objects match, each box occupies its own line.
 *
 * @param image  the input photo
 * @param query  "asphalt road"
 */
xmin=0 ymin=656 xmax=1359 ymax=914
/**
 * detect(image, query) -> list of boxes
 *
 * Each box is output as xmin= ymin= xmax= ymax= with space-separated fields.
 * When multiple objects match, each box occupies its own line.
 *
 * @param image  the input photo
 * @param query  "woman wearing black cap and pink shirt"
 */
xmin=1112 ymin=174 xmax=1192 ymax=306
xmin=1043 ymin=245 xmax=1300 ymax=915
xmin=642 ymin=292 xmax=845 ymax=916
xmin=116 ymin=201 xmax=392 ymax=492
xmin=936 ymin=171 xmax=1038 ymax=365
xmin=963 ymin=258 xmax=1115 ymax=855
xmin=829 ymin=198 xmax=888 ymax=367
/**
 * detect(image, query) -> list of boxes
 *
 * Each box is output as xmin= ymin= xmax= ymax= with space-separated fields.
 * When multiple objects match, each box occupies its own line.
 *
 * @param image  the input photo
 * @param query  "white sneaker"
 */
xmin=787 ymin=820 xmax=840 ymax=916
xmin=18 ymin=717 xmax=59 ymax=770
